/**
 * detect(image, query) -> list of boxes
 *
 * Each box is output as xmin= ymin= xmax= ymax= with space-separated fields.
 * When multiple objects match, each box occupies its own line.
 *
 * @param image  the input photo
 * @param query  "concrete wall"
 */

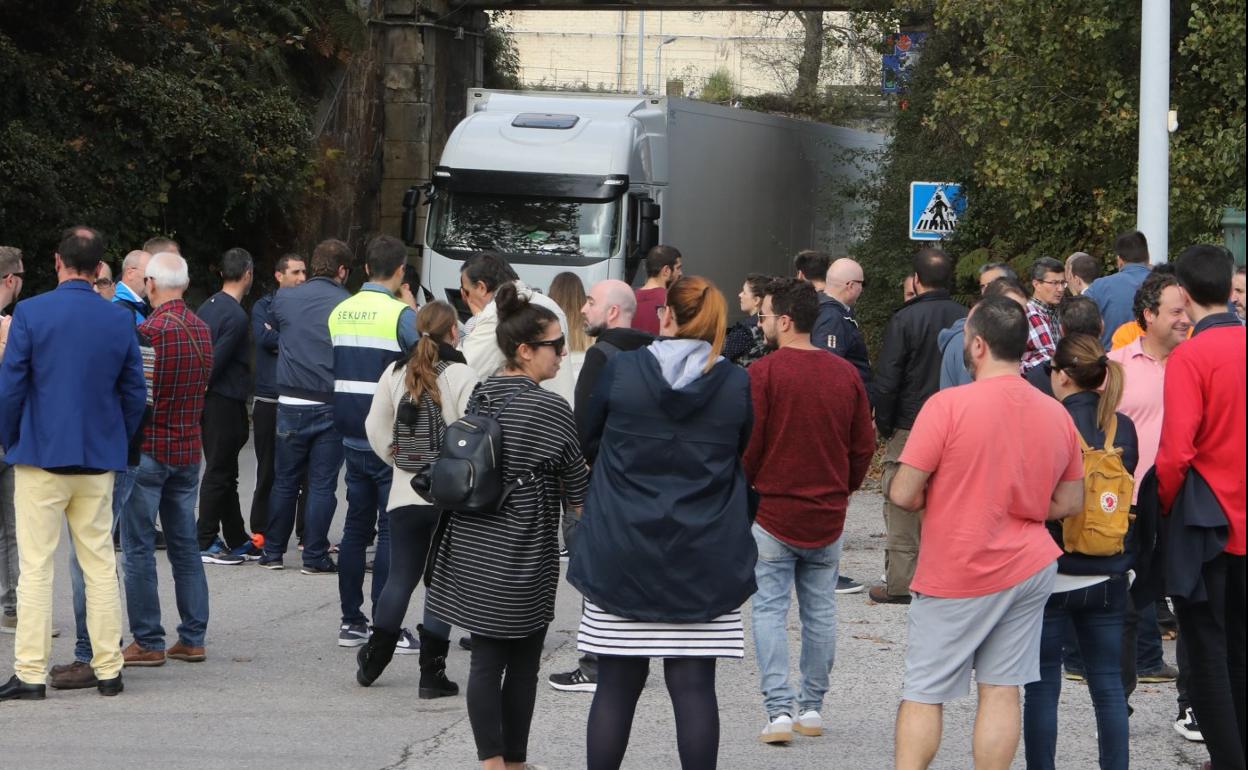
xmin=505 ymin=10 xmax=872 ymax=96
xmin=378 ymin=1 xmax=487 ymax=248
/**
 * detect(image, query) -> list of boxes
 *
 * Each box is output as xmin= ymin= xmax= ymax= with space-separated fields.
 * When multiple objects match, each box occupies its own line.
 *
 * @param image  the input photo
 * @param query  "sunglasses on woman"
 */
xmin=527 ymin=335 xmax=566 ymax=352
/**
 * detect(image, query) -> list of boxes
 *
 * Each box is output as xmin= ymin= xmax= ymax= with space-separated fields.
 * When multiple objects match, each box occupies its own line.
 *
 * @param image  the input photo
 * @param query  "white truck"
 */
xmin=402 ymin=89 xmax=885 ymax=317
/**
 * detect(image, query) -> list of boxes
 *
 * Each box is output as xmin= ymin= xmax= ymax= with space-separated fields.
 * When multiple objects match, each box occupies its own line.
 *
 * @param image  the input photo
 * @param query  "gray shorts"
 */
xmin=901 ymin=561 xmax=1057 ymax=704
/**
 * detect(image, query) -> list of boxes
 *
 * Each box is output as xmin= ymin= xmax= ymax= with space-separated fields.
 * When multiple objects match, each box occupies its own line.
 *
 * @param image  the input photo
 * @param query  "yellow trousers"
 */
xmin=13 ymin=466 xmax=123 ymax=684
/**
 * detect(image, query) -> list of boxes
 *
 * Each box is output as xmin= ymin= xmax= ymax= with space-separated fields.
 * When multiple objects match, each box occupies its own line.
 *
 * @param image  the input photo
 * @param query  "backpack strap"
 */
xmin=1103 ymin=414 xmax=1118 ymax=452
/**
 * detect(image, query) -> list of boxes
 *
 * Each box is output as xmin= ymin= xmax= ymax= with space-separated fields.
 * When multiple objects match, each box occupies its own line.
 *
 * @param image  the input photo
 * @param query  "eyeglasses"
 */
xmin=94 ymin=277 xmax=113 ymax=288
xmin=842 ymin=279 xmax=867 ymax=289
xmin=756 ymin=313 xmax=784 ymax=320
xmin=526 ymin=335 xmax=566 ymax=352
xmin=1037 ymin=279 xmax=1069 ymax=288
xmin=2 ymin=271 xmax=22 ymax=280
xmin=1042 ymin=361 xmax=1061 ymax=377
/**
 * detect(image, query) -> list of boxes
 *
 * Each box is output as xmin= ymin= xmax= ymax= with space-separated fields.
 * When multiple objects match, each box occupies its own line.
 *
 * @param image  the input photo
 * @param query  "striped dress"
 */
xmin=425 ymin=375 xmax=589 ymax=639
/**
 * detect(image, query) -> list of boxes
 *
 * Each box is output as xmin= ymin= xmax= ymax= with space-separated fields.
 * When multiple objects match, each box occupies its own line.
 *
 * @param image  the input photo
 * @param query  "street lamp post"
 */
xmin=635 ymin=11 xmax=645 ymax=95
xmin=655 ymin=36 xmax=678 ymax=96
xmin=1138 ymin=0 xmax=1170 ymax=263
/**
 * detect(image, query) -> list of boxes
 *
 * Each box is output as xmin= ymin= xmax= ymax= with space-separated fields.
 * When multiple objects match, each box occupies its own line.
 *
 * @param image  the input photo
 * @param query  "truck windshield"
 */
xmin=429 ymin=192 xmax=619 ymax=261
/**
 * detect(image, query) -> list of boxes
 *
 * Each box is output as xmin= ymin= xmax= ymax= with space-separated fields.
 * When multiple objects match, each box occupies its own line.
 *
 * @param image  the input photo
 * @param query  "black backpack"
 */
xmin=415 ymin=380 xmax=538 ymax=514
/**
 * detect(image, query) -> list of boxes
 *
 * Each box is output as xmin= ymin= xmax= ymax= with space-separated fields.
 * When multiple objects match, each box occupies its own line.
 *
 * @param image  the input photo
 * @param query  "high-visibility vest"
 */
xmin=328 ymin=288 xmax=407 ymax=439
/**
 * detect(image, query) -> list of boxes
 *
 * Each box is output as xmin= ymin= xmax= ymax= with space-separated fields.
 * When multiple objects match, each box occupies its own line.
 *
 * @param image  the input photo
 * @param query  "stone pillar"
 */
xmin=378 ymin=0 xmax=487 ymax=251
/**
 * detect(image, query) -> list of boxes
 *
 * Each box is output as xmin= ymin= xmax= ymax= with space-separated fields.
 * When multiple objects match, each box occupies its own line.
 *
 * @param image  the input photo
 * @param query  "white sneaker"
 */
xmin=795 ymin=710 xmax=823 ymax=736
xmin=1174 ymin=707 xmax=1204 ymax=742
xmin=394 ymin=627 xmax=420 ymax=655
xmin=760 ymin=714 xmax=794 ymax=744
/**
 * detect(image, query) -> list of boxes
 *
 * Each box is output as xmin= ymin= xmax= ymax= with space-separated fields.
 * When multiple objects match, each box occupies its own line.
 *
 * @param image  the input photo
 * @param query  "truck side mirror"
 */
xmin=639 ymin=200 xmax=661 ymax=254
xmin=400 ymin=186 xmax=422 ymax=246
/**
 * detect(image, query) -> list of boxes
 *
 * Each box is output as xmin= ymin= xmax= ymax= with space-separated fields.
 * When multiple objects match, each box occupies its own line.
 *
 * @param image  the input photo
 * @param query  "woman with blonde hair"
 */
xmin=547 ymin=271 xmax=590 ymax=392
xmin=1023 ymin=333 xmax=1139 ymax=770
xmin=568 ymin=275 xmax=756 ymax=770
xmin=358 ymin=300 xmax=478 ymax=693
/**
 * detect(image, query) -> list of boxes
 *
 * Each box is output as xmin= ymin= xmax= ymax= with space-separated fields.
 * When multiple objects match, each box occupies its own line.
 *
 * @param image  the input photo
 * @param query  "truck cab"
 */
xmin=410 ymin=92 xmax=665 ymax=316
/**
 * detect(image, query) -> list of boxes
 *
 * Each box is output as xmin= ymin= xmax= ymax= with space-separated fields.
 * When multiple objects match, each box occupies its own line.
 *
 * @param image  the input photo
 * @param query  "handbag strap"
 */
xmin=162 ymin=310 xmax=210 ymax=371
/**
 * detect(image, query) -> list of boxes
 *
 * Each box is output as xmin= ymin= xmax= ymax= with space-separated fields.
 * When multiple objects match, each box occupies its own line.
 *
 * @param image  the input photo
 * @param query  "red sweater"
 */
xmin=631 ymin=286 xmax=665 ymax=336
xmin=743 ymin=346 xmax=876 ymax=548
xmin=1155 ymin=315 xmax=1246 ymax=555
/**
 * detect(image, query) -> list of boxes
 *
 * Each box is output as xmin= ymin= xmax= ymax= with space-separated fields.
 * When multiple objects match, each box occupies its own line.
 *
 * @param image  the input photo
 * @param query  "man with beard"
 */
xmin=630 ymin=246 xmax=682 ymax=336
xmin=745 ymin=278 xmax=875 ymax=743
xmin=548 ymin=278 xmax=652 ymax=695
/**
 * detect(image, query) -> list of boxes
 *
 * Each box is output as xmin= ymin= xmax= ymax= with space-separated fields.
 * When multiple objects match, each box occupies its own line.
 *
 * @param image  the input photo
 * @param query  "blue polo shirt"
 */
xmin=1084 ymin=262 xmax=1151 ymax=348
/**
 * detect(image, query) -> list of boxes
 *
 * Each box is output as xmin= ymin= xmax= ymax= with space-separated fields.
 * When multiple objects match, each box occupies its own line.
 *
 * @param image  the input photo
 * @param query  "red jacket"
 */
xmin=1155 ymin=313 xmax=1246 ymax=555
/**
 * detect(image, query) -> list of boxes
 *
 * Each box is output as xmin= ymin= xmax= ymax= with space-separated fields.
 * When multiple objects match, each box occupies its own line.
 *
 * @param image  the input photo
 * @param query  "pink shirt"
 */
xmin=1107 ymin=338 xmax=1166 ymax=503
xmin=900 ymin=375 xmax=1082 ymax=598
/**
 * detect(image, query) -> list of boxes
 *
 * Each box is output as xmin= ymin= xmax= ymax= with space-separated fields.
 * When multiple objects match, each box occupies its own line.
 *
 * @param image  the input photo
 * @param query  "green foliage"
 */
xmin=700 ymin=68 xmax=737 ymax=104
xmin=484 ymin=13 xmax=522 ymax=91
xmin=0 ymin=0 xmax=364 ymax=292
xmin=849 ymin=0 xmax=1246 ymax=352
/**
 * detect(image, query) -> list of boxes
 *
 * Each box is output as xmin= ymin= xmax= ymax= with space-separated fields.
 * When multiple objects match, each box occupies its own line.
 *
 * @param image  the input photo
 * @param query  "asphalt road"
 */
xmin=0 ymin=446 xmax=1210 ymax=770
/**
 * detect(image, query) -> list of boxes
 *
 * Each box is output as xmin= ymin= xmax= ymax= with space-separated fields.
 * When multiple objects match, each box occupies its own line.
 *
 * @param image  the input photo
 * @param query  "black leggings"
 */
xmin=587 ymin=656 xmax=719 ymax=770
xmin=467 ymin=628 xmax=548 ymax=763
xmin=371 ymin=505 xmax=449 ymax=638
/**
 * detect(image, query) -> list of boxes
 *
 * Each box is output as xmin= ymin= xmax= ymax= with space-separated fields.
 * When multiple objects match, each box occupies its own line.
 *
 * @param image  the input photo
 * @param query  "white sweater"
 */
xmin=365 ymin=360 xmax=479 ymax=511
xmin=460 ymin=281 xmax=576 ymax=406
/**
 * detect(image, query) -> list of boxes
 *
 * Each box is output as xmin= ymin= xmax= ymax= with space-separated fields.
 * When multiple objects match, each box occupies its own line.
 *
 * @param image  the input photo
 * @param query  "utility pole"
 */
xmin=636 ymin=11 xmax=645 ymax=95
xmin=1137 ymin=0 xmax=1169 ymax=264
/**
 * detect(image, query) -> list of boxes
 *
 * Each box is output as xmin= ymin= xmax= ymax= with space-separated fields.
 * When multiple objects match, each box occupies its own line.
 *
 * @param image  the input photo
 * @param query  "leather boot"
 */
xmin=356 ymin=626 xmax=400 ymax=687
xmin=417 ymin=624 xmax=459 ymax=699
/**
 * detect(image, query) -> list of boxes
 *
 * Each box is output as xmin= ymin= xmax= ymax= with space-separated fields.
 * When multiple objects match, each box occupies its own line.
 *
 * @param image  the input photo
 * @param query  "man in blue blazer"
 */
xmin=0 ymin=226 xmax=146 ymax=701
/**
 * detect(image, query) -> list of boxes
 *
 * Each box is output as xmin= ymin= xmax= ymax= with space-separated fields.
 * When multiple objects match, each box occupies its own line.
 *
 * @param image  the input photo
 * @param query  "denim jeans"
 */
xmin=71 ymin=466 xmax=133 ymax=662
xmin=1024 ymin=576 xmax=1129 ymax=770
xmin=121 ymin=454 xmax=210 ymax=650
xmin=263 ymin=403 xmax=344 ymax=567
xmin=750 ymin=522 xmax=840 ymax=718
xmin=338 ymin=446 xmax=392 ymax=625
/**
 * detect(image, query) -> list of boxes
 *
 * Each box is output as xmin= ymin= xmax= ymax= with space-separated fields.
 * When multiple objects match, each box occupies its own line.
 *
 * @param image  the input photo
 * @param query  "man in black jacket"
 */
xmin=549 ymin=278 xmax=652 ymax=695
xmin=196 ymin=248 xmax=255 ymax=564
xmin=812 ymin=257 xmax=871 ymax=386
xmin=870 ymin=248 xmax=967 ymax=604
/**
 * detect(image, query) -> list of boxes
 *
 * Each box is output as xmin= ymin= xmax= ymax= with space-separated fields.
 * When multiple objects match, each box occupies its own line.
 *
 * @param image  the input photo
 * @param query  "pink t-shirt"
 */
xmin=1106 ymin=338 xmax=1165 ymax=503
xmin=900 ymin=375 xmax=1082 ymax=598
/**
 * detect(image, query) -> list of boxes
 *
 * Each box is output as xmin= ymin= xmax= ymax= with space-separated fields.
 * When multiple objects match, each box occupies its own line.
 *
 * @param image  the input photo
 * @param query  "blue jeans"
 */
xmin=338 ymin=447 xmax=392 ymax=625
xmin=71 ymin=466 xmax=134 ymax=662
xmin=1024 ymin=576 xmax=1129 ymax=770
xmin=750 ymin=523 xmax=840 ymax=718
xmin=121 ymin=455 xmax=210 ymax=650
xmin=263 ymin=403 xmax=344 ymax=567
xmin=1064 ymin=598 xmax=1164 ymax=674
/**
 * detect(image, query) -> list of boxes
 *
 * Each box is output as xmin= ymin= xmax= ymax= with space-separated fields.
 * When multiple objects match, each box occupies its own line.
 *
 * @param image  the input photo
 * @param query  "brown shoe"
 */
xmin=868 ymin=585 xmax=912 ymax=605
xmin=167 ymin=640 xmax=206 ymax=662
xmin=122 ymin=640 xmax=166 ymax=667
xmin=49 ymin=660 xmax=98 ymax=690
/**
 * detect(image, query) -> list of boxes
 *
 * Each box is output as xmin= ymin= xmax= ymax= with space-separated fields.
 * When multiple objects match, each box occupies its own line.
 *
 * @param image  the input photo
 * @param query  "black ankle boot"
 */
xmin=417 ymin=624 xmax=459 ymax=699
xmin=356 ymin=627 xmax=401 ymax=687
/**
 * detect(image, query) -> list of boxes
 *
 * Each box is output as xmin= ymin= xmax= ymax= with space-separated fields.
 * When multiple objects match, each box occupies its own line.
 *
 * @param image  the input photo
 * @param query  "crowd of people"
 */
xmin=0 ymin=225 xmax=1243 ymax=770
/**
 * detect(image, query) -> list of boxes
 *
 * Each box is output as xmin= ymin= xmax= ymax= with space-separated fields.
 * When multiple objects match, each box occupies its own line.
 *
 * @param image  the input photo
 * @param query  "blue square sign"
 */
xmin=910 ymin=182 xmax=966 ymax=241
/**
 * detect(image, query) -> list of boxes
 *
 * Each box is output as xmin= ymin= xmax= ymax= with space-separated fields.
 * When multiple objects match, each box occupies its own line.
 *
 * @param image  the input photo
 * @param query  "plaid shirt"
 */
xmin=1022 ymin=298 xmax=1059 ymax=370
xmin=138 ymin=300 xmax=214 ymax=465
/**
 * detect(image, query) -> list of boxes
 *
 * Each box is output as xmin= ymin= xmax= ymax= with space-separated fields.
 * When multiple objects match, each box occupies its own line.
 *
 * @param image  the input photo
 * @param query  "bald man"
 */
xmin=547 ymin=278 xmax=655 ymax=695
xmin=812 ymin=258 xmax=871 ymax=385
xmin=114 ymin=250 xmax=151 ymax=323
xmin=573 ymin=279 xmax=652 ymax=456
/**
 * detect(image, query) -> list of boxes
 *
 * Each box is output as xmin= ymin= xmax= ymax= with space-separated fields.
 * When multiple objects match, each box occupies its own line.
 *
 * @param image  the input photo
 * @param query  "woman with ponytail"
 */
xmin=568 ymin=275 xmax=757 ymax=770
xmin=359 ymin=301 xmax=478 ymax=693
xmin=1023 ymin=333 xmax=1140 ymax=770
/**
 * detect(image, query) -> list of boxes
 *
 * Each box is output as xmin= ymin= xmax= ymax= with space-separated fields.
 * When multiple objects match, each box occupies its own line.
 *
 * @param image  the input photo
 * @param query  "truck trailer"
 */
xmin=403 ymin=89 xmax=885 ymax=318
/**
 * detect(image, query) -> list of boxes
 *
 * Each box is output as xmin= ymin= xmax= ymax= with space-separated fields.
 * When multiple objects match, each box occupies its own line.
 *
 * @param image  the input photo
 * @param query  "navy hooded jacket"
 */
xmin=566 ymin=340 xmax=757 ymax=623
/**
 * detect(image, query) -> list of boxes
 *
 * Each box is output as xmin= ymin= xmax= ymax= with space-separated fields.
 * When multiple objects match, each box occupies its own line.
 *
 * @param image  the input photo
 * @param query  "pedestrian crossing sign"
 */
xmin=909 ymin=182 xmax=965 ymax=241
